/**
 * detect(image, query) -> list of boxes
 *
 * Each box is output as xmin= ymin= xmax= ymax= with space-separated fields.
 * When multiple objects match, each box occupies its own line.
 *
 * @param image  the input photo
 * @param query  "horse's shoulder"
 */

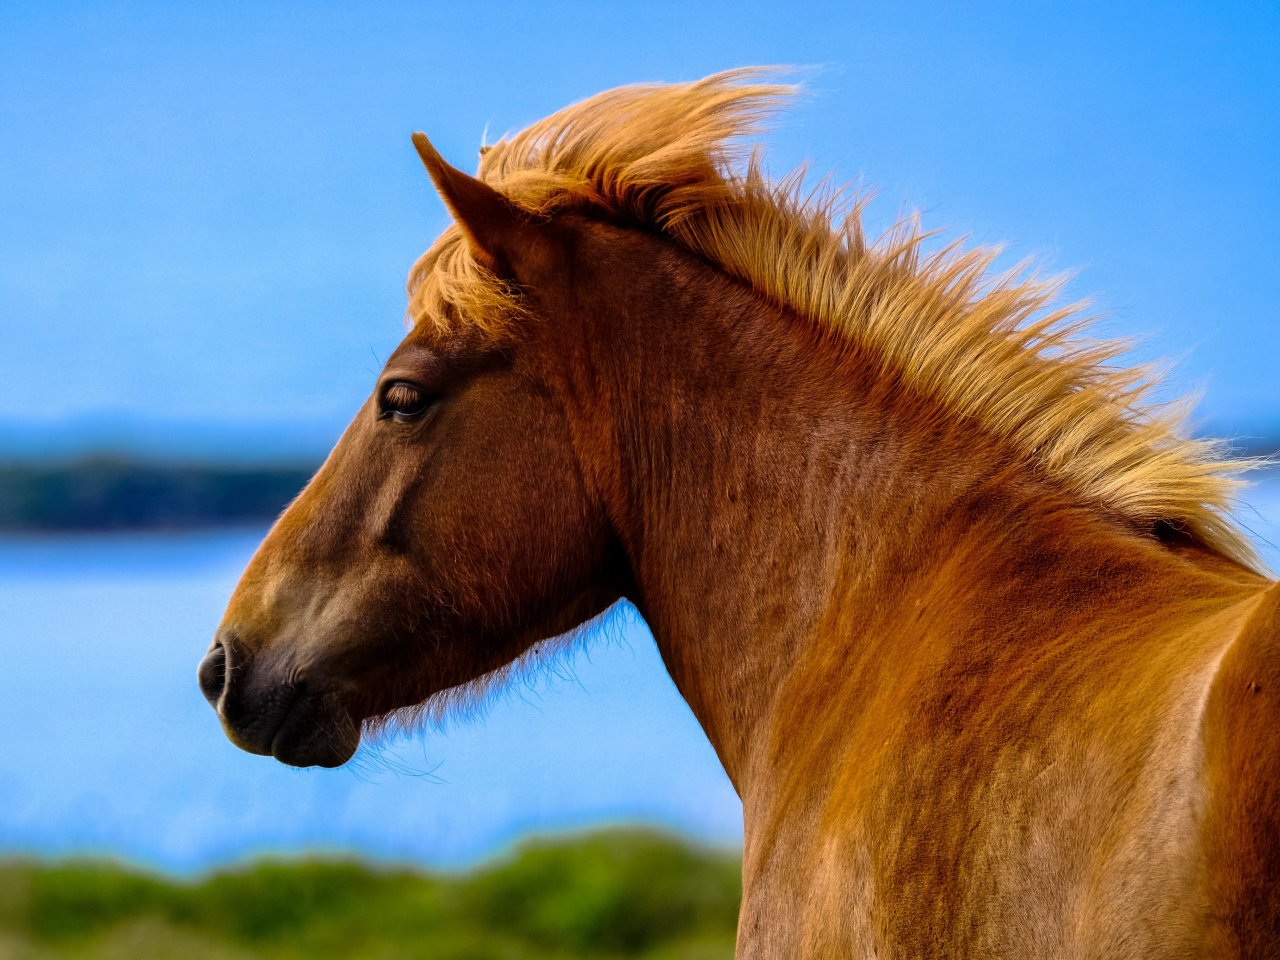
xmin=1198 ymin=579 xmax=1280 ymax=955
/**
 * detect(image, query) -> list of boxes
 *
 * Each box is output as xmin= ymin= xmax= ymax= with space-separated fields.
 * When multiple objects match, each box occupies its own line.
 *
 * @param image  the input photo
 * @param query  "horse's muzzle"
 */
xmin=198 ymin=633 xmax=360 ymax=768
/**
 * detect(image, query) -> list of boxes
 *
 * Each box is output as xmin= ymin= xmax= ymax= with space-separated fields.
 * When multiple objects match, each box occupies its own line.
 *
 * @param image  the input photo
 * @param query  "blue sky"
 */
xmin=1 ymin=1 xmax=1277 ymax=455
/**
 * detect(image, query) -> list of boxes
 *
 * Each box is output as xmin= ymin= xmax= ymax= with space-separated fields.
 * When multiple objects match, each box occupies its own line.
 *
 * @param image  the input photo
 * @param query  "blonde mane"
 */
xmin=408 ymin=68 xmax=1262 ymax=571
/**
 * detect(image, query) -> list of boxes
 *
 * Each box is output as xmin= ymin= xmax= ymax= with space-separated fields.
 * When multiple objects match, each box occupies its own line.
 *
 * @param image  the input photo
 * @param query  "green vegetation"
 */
xmin=0 ymin=831 xmax=741 ymax=959
xmin=0 ymin=458 xmax=316 ymax=531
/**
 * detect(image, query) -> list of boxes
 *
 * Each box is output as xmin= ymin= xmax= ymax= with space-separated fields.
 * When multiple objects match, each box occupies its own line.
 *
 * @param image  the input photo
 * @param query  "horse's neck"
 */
xmin=561 ymin=238 xmax=1010 ymax=783
xmin=554 ymin=225 xmax=1254 ymax=795
xmin=620 ymin=372 xmax=1026 ymax=784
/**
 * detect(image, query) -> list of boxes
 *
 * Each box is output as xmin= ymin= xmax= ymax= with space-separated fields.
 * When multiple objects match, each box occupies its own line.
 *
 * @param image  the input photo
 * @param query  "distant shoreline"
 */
xmin=1 ymin=444 xmax=1275 ymax=532
xmin=0 ymin=457 xmax=317 ymax=532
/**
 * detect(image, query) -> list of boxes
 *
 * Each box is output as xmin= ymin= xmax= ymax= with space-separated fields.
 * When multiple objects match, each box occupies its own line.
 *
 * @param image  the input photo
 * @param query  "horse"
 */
xmin=198 ymin=70 xmax=1280 ymax=957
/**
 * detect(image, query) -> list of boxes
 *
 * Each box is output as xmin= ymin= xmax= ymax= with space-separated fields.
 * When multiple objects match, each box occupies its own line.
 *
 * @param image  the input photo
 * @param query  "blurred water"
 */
xmin=0 ymin=532 xmax=740 ymax=871
xmin=1 ymin=478 xmax=1277 ymax=873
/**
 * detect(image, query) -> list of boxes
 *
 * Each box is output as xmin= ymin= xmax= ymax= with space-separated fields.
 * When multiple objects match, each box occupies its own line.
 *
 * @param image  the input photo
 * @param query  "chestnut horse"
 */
xmin=199 ymin=71 xmax=1280 ymax=957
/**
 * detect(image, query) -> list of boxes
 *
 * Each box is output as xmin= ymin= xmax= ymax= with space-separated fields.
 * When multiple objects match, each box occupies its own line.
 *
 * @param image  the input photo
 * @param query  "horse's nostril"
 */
xmin=198 ymin=641 xmax=229 ymax=707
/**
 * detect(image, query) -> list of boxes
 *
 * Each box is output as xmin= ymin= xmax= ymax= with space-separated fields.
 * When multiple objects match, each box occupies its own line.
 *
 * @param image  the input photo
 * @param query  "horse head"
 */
xmin=198 ymin=139 xmax=625 ymax=767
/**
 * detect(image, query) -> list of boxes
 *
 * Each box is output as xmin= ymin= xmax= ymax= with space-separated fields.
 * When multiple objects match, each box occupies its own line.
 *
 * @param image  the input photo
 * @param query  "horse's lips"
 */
xmin=267 ymin=690 xmax=360 ymax=769
xmin=208 ymin=644 xmax=362 ymax=768
xmin=266 ymin=690 xmax=305 ymax=757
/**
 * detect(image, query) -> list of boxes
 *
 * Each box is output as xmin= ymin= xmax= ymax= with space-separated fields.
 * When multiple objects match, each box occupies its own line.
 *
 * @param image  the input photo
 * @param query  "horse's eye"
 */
xmin=379 ymin=381 xmax=435 ymax=422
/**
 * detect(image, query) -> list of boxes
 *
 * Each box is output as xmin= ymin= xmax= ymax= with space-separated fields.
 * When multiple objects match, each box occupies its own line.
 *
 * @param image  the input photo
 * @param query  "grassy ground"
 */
xmin=0 ymin=830 xmax=741 ymax=959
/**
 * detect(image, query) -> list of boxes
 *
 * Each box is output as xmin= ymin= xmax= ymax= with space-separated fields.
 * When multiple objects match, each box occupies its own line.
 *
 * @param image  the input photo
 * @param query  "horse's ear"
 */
xmin=412 ymin=132 xmax=526 ymax=272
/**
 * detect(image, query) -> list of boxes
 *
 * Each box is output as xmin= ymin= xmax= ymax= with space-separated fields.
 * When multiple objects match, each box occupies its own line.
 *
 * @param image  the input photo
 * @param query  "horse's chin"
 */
xmin=271 ymin=714 xmax=361 ymax=769
xmin=242 ymin=691 xmax=362 ymax=769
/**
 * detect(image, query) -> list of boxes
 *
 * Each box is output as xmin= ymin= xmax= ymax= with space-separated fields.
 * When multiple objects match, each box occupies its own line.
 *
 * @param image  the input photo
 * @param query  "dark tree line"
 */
xmin=0 ymin=457 xmax=317 ymax=531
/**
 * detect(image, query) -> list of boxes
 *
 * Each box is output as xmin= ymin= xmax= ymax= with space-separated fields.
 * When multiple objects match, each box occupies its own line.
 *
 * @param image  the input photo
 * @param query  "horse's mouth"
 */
xmin=222 ymin=688 xmax=360 ymax=769
xmin=266 ymin=690 xmax=361 ymax=768
xmin=200 ymin=637 xmax=361 ymax=769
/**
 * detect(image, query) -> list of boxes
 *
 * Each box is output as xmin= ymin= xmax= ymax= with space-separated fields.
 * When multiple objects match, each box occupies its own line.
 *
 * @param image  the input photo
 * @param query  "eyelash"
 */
xmin=378 ymin=381 xmax=437 ymax=422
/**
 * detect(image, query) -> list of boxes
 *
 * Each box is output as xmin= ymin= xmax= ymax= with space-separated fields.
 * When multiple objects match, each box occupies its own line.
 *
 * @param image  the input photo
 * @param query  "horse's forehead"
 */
xmin=399 ymin=319 xmax=471 ymax=356
xmin=393 ymin=319 xmax=505 ymax=369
